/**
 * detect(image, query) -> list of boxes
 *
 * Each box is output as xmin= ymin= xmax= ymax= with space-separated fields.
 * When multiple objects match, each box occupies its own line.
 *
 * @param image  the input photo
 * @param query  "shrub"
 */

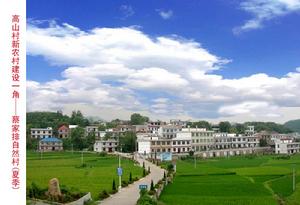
xmin=99 ymin=151 xmax=107 ymax=157
xmin=129 ymin=172 xmax=132 ymax=182
xmin=121 ymin=180 xmax=128 ymax=187
xmin=167 ymin=164 xmax=174 ymax=172
xmin=143 ymin=168 xmax=146 ymax=177
xmin=148 ymin=166 xmax=151 ymax=173
xmin=99 ymin=190 xmax=109 ymax=199
xmin=112 ymin=179 xmax=116 ymax=191
xmin=150 ymin=180 xmax=154 ymax=191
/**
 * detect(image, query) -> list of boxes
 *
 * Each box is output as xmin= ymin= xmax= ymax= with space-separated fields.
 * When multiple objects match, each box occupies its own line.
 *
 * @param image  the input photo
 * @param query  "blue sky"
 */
xmin=26 ymin=0 xmax=300 ymax=122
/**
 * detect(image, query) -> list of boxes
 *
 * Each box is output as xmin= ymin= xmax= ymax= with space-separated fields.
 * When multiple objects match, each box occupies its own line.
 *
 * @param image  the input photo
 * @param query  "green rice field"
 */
xmin=26 ymin=151 xmax=143 ymax=200
xmin=159 ymin=154 xmax=300 ymax=205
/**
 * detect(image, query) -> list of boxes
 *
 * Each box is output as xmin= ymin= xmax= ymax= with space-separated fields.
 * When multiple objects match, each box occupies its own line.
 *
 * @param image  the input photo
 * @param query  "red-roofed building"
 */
xmin=58 ymin=124 xmax=70 ymax=139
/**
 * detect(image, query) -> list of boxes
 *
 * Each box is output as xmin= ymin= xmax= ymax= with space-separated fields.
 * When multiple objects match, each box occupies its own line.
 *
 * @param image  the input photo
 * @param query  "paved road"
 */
xmin=100 ymin=154 xmax=165 ymax=205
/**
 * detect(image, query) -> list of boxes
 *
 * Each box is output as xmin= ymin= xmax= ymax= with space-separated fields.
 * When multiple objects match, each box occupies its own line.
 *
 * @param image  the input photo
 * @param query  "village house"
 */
xmin=39 ymin=137 xmax=63 ymax=152
xmin=58 ymin=124 xmax=69 ymax=139
xmin=31 ymin=127 xmax=53 ymax=139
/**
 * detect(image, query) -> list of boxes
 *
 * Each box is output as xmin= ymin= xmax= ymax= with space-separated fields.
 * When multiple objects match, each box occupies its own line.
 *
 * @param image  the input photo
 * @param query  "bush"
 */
xmin=137 ymin=193 xmax=157 ymax=205
xmin=99 ymin=190 xmax=109 ymax=199
xmin=148 ymin=190 xmax=156 ymax=195
xmin=112 ymin=179 xmax=116 ymax=191
xmin=167 ymin=164 xmax=174 ymax=172
xmin=129 ymin=172 xmax=132 ymax=182
xmin=99 ymin=151 xmax=107 ymax=157
xmin=121 ymin=180 xmax=128 ymax=187
xmin=150 ymin=180 xmax=154 ymax=191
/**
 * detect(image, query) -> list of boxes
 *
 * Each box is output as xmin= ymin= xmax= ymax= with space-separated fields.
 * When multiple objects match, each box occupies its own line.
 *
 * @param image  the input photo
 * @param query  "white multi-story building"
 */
xmin=172 ymin=131 xmax=192 ymax=154
xmin=158 ymin=125 xmax=182 ymax=139
xmin=94 ymin=139 xmax=118 ymax=153
xmin=31 ymin=127 xmax=53 ymax=139
xmin=275 ymin=139 xmax=300 ymax=154
xmin=189 ymin=128 xmax=215 ymax=152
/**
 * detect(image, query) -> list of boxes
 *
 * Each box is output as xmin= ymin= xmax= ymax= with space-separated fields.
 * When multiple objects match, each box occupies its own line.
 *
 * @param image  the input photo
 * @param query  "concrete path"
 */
xmin=100 ymin=154 xmax=165 ymax=205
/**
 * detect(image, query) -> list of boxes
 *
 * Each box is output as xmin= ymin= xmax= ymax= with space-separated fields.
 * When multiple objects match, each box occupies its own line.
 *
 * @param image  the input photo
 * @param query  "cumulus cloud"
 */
xmin=233 ymin=0 xmax=300 ymax=34
xmin=27 ymin=20 xmax=300 ymax=122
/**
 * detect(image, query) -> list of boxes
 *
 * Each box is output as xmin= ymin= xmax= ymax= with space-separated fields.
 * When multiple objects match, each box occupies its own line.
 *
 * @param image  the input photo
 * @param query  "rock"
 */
xmin=47 ymin=178 xmax=62 ymax=197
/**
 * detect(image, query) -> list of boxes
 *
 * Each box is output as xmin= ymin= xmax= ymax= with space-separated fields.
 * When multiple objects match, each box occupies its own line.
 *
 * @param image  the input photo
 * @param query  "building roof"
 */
xmin=40 ymin=137 xmax=62 ymax=143
xmin=58 ymin=124 xmax=69 ymax=130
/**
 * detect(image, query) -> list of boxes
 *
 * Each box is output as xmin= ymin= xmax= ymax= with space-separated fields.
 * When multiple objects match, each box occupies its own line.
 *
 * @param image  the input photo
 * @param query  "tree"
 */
xmin=26 ymin=136 xmax=38 ymax=150
xmin=259 ymin=139 xmax=268 ymax=147
xmin=70 ymin=110 xmax=89 ymax=127
xmin=219 ymin=121 xmax=231 ymax=133
xmin=119 ymin=131 xmax=137 ymax=153
xmin=112 ymin=179 xmax=116 ymax=191
xmin=150 ymin=180 xmax=154 ymax=191
xmin=86 ymin=133 xmax=96 ymax=151
xmin=187 ymin=121 xmax=211 ymax=130
xmin=130 ymin=113 xmax=149 ymax=125
xmin=70 ymin=127 xmax=86 ymax=150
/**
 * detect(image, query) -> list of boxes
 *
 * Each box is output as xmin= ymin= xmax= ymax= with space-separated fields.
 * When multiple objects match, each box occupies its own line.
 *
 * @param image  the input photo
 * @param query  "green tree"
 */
xmin=150 ymin=180 xmax=154 ymax=191
xmin=130 ymin=113 xmax=149 ymax=125
xmin=86 ymin=133 xmax=96 ymax=151
xmin=187 ymin=121 xmax=211 ymax=130
xmin=259 ymin=139 xmax=268 ymax=147
xmin=219 ymin=121 xmax=231 ymax=133
xmin=70 ymin=110 xmax=89 ymax=127
xmin=112 ymin=179 xmax=116 ymax=191
xmin=119 ymin=131 xmax=137 ymax=153
xmin=70 ymin=127 xmax=86 ymax=150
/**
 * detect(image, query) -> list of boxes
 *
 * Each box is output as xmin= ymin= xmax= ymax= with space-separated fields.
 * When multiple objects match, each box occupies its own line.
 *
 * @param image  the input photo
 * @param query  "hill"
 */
xmin=284 ymin=119 xmax=300 ymax=133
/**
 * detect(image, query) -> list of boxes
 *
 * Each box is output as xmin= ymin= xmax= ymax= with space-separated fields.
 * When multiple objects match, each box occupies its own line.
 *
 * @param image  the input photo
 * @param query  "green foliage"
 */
xmin=70 ymin=110 xmax=89 ymax=127
xmin=99 ymin=190 xmax=109 ymax=200
xmin=119 ymin=131 xmax=137 ymax=152
xmin=245 ymin=121 xmax=292 ymax=133
xmin=112 ymin=179 xmax=116 ymax=191
xmin=70 ymin=127 xmax=86 ymax=150
xmin=137 ymin=191 xmax=157 ymax=205
xmin=284 ymin=119 xmax=300 ymax=133
xmin=130 ymin=113 xmax=149 ymax=125
xmin=26 ymin=137 xmax=38 ymax=150
xmin=219 ymin=121 xmax=231 ymax=133
xmin=150 ymin=180 xmax=154 ymax=191
xmin=187 ymin=121 xmax=212 ymax=130
xmin=259 ymin=138 xmax=268 ymax=147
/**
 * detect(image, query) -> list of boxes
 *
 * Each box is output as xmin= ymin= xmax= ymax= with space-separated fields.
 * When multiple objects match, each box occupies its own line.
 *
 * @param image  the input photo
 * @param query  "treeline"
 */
xmin=187 ymin=121 xmax=293 ymax=134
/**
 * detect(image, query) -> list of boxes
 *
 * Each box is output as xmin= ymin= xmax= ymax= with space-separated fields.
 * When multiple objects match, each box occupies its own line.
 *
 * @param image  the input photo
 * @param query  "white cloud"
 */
xmin=27 ymin=20 xmax=300 ymax=122
xmin=233 ymin=0 xmax=300 ymax=34
xmin=124 ymin=67 xmax=189 ymax=91
xmin=157 ymin=9 xmax=173 ymax=19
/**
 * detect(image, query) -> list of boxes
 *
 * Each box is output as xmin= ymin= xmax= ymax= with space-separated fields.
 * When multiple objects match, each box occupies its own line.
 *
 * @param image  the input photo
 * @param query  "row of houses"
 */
xmin=31 ymin=121 xmax=300 ymax=155
xmin=137 ymin=125 xmax=300 ymax=158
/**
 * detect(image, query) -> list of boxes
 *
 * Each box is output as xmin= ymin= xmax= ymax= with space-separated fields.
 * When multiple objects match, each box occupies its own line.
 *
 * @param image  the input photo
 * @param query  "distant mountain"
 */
xmin=284 ymin=119 xmax=300 ymax=133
